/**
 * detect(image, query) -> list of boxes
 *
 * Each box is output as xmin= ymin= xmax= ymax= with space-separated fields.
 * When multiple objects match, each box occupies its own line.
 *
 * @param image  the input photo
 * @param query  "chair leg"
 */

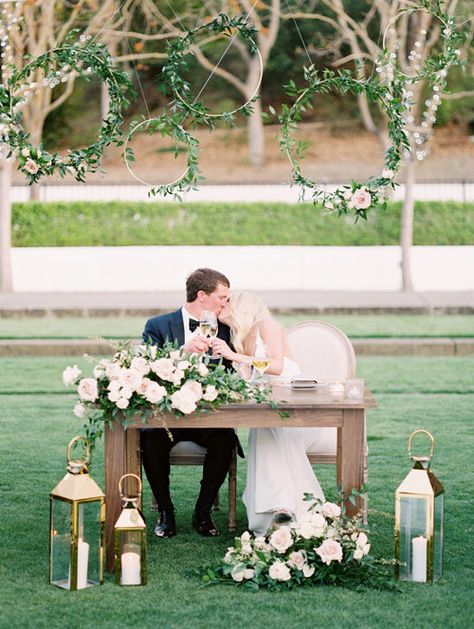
xmin=228 ymin=447 xmax=237 ymax=532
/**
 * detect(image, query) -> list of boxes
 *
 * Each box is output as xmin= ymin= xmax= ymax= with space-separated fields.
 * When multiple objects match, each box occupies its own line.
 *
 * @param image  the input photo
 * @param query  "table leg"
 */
xmin=339 ymin=409 xmax=365 ymax=517
xmin=104 ymin=425 xmax=142 ymax=572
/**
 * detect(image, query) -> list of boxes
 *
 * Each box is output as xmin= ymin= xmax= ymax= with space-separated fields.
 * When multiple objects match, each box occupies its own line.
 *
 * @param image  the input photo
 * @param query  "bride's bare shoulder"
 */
xmin=259 ymin=317 xmax=284 ymax=337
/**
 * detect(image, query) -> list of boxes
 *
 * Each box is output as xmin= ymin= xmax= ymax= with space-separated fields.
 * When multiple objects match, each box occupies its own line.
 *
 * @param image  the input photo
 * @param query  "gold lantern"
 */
xmin=49 ymin=436 xmax=105 ymax=590
xmin=114 ymin=474 xmax=147 ymax=586
xmin=395 ymin=430 xmax=444 ymax=583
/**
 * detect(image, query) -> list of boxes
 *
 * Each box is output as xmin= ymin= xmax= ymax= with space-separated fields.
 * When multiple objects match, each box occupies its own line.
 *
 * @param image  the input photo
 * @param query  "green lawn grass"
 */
xmin=0 ymin=356 xmax=473 ymax=628
xmin=1 ymin=314 xmax=473 ymax=339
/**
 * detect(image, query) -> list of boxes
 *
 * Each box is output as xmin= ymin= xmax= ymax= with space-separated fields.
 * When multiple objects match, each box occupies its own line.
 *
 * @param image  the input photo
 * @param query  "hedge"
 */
xmin=11 ymin=200 xmax=474 ymax=246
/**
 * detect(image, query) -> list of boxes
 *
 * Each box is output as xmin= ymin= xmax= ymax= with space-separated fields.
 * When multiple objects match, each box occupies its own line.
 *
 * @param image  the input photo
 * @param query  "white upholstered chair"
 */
xmin=286 ymin=320 xmax=368 ymax=481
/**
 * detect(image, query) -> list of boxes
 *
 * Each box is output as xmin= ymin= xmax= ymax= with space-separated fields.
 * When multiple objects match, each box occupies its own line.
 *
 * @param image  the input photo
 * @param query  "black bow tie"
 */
xmin=189 ymin=318 xmax=199 ymax=333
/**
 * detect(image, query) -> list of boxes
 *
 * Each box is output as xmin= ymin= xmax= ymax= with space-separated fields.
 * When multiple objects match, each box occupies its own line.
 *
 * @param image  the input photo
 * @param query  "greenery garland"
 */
xmin=277 ymin=0 xmax=467 ymax=219
xmin=278 ymin=68 xmax=409 ymax=220
xmin=0 ymin=33 xmax=135 ymax=184
xmin=123 ymin=13 xmax=262 ymax=199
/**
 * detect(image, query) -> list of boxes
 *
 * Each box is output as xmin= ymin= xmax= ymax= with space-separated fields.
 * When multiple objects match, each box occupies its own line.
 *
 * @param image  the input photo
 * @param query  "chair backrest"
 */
xmin=286 ymin=320 xmax=356 ymax=380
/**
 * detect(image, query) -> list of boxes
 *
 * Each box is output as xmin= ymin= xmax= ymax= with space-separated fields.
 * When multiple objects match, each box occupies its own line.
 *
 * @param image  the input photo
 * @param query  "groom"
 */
xmin=141 ymin=267 xmax=237 ymax=538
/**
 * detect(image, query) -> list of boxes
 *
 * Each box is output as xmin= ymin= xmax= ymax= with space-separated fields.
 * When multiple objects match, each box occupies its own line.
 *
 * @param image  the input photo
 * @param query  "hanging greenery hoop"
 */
xmin=123 ymin=113 xmax=200 ymax=197
xmin=160 ymin=13 xmax=262 ymax=126
xmin=279 ymin=67 xmax=409 ymax=220
xmin=0 ymin=34 xmax=135 ymax=184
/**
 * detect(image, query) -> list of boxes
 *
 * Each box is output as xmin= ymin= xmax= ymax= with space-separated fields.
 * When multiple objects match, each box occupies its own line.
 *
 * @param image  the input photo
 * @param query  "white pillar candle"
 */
xmin=121 ymin=551 xmax=141 ymax=585
xmin=77 ymin=539 xmax=90 ymax=589
xmin=412 ymin=536 xmax=427 ymax=582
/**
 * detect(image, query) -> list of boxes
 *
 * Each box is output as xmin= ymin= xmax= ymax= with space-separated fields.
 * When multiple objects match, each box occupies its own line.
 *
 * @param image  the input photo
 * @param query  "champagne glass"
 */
xmin=251 ymin=343 xmax=271 ymax=382
xmin=199 ymin=310 xmax=216 ymax=337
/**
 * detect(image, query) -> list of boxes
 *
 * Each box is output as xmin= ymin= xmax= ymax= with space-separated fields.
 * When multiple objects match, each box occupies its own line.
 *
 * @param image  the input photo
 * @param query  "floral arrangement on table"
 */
xmin=198 ymin=494 xmax=396 ymax=591
xmin=63 ymin=341 xmax=270 ymax=447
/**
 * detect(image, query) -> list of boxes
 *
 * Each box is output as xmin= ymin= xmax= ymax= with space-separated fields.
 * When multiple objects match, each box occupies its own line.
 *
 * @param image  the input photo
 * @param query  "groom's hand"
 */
xmin=183 ymin=336 xmax=210 ymax=354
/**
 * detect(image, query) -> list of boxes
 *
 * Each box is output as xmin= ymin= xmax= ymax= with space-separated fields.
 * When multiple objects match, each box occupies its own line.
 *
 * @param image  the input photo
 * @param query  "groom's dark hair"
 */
xmin=186 ymin=268 xmax=230 ymax=302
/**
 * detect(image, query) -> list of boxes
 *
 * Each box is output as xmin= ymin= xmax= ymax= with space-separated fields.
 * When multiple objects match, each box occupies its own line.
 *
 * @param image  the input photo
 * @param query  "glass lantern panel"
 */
xmin=119 ymin=530 xmax=143 ymax=585
xmin=50 ymin=498 xmax=72 ymax=589
xmin=398 ymin=495 xmax=429 ymax=580
xmin=433 ymin=493 xmax=444 ymax=580
xmin=76 ymin=500 xmax=103 ymax=588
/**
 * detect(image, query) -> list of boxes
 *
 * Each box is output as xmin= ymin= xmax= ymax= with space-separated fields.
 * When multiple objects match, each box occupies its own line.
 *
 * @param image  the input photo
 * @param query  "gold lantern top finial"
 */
xmin=119 ymin=474 xmax=142 ymax=509
xmin=66 ymin=435 xmax=91 ymax=475
xmin=408 ymin=429 xmax=434 ymax=467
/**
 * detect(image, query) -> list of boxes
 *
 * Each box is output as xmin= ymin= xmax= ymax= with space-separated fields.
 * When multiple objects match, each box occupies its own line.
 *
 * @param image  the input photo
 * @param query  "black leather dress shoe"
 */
xmin=192 ymin=509 xmax=220 ymax=537
xmin=154 ymin=510 xmax=176 ymax=538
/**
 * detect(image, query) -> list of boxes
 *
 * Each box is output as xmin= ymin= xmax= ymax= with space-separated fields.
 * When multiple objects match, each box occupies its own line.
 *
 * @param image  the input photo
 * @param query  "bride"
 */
xmin=210 ymin=291 xmax=325 ymax=536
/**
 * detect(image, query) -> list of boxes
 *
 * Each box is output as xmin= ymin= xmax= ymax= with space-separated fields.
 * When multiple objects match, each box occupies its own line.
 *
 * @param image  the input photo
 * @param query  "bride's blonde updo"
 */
xmin=227 ymin=292 xmax=271 ymax=355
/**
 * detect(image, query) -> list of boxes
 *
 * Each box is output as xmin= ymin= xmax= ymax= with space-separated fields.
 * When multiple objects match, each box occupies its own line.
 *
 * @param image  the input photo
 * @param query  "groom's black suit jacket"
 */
xmin=142 ymin=308 xmax=243 ymax=456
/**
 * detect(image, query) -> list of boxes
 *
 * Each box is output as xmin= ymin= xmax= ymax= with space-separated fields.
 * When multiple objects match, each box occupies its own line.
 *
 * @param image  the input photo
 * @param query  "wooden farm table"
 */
xmin=104 ymin=385 xmax=376 ymax=571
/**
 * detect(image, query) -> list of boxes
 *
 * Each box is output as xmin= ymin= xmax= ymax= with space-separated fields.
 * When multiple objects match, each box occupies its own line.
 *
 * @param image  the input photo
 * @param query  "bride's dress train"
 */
xmin=242 ymin=342 xmax=325 ymax=536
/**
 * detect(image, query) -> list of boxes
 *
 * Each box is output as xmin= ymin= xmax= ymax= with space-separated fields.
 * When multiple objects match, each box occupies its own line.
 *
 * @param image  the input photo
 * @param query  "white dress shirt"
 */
xmin=181 ymin=306 xmax=200 ymax=345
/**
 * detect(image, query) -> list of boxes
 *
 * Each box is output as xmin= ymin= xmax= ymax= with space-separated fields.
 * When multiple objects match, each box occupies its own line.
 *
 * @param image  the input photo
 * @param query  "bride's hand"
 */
xmin=210 ymin=338 xmax=233 ymax=360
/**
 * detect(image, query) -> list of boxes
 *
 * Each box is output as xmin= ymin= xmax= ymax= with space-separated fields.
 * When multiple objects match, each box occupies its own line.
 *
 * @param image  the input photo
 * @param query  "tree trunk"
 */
xmin=247 ymin=97 xmax=264 ymax=168
xmin=400 ymin=158 xmax=416 ymax=292
xmin=0 ymin=159 xmax=13 ymax=292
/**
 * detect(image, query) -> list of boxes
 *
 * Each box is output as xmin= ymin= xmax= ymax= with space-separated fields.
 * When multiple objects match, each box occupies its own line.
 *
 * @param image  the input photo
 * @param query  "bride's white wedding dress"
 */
xmin=242 ymin=332 xmax=325 ymax=535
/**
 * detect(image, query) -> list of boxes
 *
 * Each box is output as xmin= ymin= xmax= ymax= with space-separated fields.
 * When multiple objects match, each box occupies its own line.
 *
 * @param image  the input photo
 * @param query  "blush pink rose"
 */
xmin=139 ymin=379 xmax=166 ymax=404
xmin=287 ymin=550 xmax=306 ymax=571
xmin=131 ymin=356 xmax=150 ymax=376
xmin=321 ymin=502 xmax=341 ymax=519
xmin=180 ymin=380 xmax=203 ymax=402
xmin=118 ymin=368 xmax=142 ymax=391
xmin=315 ymin=539 xmax=343 ymax=565
xmin=171 ymin=389 xmax=197 ymax=414
xmin=269 ymin=526 xmax=293 ymax=553
xmin=350 ymin=188 xmax=372 ymax=210
xmin=24 ymin=159 xmax=39 ymax=174
xmin=203 ymin=385 xmax=218 ymax=402
xmin=73 ymin=402 xmax=86 ymax=418
xmin=268 ymin=561 xmax=291 ymax=582
xmin=150 ymin=358 xmax=175 ymax=381
xmin=116 ymin=397 xmax=130 ymax=409
xmin=77 ymin=378 xmax=98 ymax=402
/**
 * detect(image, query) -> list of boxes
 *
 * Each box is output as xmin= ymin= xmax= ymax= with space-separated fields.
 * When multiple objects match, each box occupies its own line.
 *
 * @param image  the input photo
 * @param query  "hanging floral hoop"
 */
xmin=279 ymin=67 xmax=409 ymax=219
xmin=0 ymin=35 xmax=135 ymax=183
xmin=123 ymin=114 xmax=200 ymax=197
xmin=160 ymin=13 xmax=262 ymax=125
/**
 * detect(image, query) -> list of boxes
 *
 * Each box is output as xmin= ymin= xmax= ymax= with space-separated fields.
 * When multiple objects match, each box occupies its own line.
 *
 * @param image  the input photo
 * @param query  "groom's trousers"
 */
xmin=141 ymin=427 xmax=236 ymax=513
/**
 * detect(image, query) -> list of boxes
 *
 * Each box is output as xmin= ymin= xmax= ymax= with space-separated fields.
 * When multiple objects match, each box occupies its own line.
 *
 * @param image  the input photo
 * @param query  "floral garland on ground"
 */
xmin=277 ymin=0 xmax=467 ymax=219
xmin=124 ymin=13 xmax=262 ymax=198
xmin=63 ymin=341 xmax=270 ymax=447
xmin=198 ymin=493 xmax=397 ymax=591
xmin=0 ymin=32 xmax=135 ymax=183
xmin=278 ymin=67 xmax=408 ymax=220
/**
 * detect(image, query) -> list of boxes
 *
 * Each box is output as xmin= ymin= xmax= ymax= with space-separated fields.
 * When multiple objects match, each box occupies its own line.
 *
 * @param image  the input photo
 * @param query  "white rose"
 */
xmin=231 ymin=566 xmax=246 ymax=582
xmin=63 ymin=364 xmax=81 ymax=386
xmin=353 ymin=548 xmax=364 ymax=561
xmin=287 ymin=551 xmax=306 ymax=571
xmin=120 ymin=385 xmax=133 ymax=400
xmin=198 ymin=362 xmax=209 ymax=377
xmin=118 ymin=368 xmax=142 ymax=391
xmin=240 ymin=531 xmax=251 ymax=542
xmin=177 ymin=360 xmax=190 ymax=371
xmin=269 ymin=526 xmax=293 ymax=553
xmin=73 ymin=402 xmax=86 ymax=418
xmin=180 ymin=380 xmax=202 ymax=402
xmin=315 ymin=539 xmax=343 ymax=565
xmin=351 ymin=187 xmax=372 ymax=210
xmin=150 ymin=358 xmax=175 ymax=381
xmin=268 ymin=561 xmax=291 ymax=582
xmin=138 ymin=378 xmax=166 ymax=404
xmin=203 ymin=385 xmax=218 ymax=402
xmin=21 ymin=147 xmax=29 ymax=157
xmin=356 ymin=532 xmax=368 ymax=548
xmin=77 ymin=378 xmax=98 ymax=402
xmin=105 ymin=361 xmax=121 ymax=380
xmin=243 ymin=569 xmax=255 ymax=580
xmin=241 ymin=542 xmax=253 ymax=556
xmin=24 ymin=158 xmax=39 ymax=174
xmin=321 ymin=502 xmax=341 ymax=519
xmin=302 ymin=564 xmax=315 ymax=578
xmin=382 ymin=168 xmax=394 ymax=179
xmin=108 ymin=388 xmax=121 ymax=403
xmin=171 ymin=389 xmax=197 ymax=414
xmin=116 ymin=397 xmax=129 ymax=409
xmin=169 ymin=350 xmax=181 ymax=360
xmin=131 ymin=356 xmax=150 ymax=376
